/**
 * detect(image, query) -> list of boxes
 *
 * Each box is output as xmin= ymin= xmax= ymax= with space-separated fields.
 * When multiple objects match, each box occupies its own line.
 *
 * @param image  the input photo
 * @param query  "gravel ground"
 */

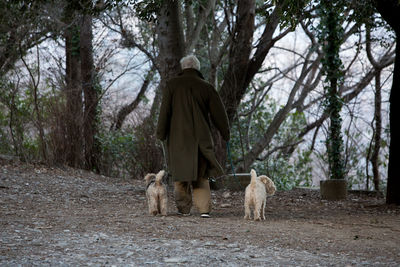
xmin=1 ymin=157 xmax=399 ymax=266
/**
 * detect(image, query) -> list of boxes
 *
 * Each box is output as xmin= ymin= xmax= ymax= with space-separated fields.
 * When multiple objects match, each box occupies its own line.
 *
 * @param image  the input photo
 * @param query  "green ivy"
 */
xmin=317 ymin=0 xmax=345 ymax=180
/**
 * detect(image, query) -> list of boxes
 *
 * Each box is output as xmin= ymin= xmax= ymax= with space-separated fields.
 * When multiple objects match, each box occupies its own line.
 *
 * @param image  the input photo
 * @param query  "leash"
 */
xmin=160 ymin=139 xmax=240 ymax=188
xmin=226 ymin=141 xmax=236 ymax=179
xmin=160 ymin=140 xmax=167 ymax=170
xmin=226 ymin=141 xmax=242 ymax=189
xmin=159 ymin=140 xmax=171 ymax=184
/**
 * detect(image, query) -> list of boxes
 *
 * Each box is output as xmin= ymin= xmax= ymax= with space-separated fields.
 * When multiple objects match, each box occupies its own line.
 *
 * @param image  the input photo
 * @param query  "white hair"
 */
xmin=180 ymin=55 xmax=200 ymax=70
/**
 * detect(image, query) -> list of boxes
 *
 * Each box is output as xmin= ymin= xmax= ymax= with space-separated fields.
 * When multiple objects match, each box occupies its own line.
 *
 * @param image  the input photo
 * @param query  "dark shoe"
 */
xmin=200 ymin=213 xmax=210 ymax=218
xmin=177 ymin=212 xmax=191 ymax=216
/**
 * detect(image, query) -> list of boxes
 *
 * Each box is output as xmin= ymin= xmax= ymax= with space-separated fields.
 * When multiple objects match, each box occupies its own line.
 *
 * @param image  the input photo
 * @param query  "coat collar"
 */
xmin=180 ymin=68 xmax=205 ymax=79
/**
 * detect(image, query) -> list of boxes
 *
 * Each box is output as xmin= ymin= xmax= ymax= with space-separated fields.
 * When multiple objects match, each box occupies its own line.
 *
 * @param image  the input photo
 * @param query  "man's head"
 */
xmin=180 ymin=55 xmax=200 ymax=71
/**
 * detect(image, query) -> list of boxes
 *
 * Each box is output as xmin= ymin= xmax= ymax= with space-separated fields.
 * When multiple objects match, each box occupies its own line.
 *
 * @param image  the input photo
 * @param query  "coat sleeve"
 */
xmin=208 ymin=87 xmax=230 ymax=141
xmin=156 ymin=83 xmax=172 ymax=141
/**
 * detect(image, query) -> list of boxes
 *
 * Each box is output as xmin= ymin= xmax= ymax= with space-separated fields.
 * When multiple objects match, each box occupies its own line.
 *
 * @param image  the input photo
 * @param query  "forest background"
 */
xmin=0 ymin=0 xmax=399 ymax=204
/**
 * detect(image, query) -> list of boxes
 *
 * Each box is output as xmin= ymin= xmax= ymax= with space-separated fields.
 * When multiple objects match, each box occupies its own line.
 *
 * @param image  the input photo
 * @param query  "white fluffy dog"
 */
xmin=244 ymin=169 xmax=276 ymax=221
xmin=144 ymin=170 xmax=168 ymax=216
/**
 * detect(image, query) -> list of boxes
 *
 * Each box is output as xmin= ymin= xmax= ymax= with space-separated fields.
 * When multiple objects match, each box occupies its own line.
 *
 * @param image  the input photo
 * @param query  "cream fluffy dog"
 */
xmin=144 ymin=170 xmax=168 ymax=216
xmin=244 ymin=169 xmax=276 ymax=221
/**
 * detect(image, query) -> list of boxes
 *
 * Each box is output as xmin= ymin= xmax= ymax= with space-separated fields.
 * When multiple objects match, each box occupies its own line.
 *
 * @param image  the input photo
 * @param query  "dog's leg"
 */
xmin=149 ymin=197 xmax=158 ymax=216
xmin=160 ymin=195 xmax=168 ymax=216
xmin=261 ymin=199 xmax=266 ymax=220
xmin=146 ymin=194 xmax=153 ymax=215
xmin=244 ymin=196 xmax=251 ymax=220
xmin=254 ymin=200 xmax=262 ymax=221
xmin=244 ymin=204 xmax=251 ymax=220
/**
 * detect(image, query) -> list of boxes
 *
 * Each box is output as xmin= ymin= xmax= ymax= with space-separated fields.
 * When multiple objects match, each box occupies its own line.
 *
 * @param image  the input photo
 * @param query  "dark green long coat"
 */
xmin=156 ymin=68 xmax=230 ymax=182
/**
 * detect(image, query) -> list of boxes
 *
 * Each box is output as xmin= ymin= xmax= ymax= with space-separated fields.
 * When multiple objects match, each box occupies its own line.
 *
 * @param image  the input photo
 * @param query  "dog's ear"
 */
xmin=144 ymin=173 xmax=156 ymax=184
xmin=259 ymin=175 xmax=272 ymax=185
xmin=259 ymin=175 xmax=276 ymax=195
xmin=259 ymin=176 xmax=268 ymax=185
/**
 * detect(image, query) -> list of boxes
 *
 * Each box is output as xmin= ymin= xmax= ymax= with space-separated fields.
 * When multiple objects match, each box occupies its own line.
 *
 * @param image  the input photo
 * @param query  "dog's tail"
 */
xmin=155 ymin=170 xmax=165 ymax=186
xmin=250 ymin=169 xmax=257 ymax=187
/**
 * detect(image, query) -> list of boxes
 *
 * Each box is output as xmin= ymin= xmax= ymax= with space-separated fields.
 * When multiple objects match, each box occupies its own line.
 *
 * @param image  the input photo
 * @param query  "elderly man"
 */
xmin=156 ymin=55 xmax=230 ymax=218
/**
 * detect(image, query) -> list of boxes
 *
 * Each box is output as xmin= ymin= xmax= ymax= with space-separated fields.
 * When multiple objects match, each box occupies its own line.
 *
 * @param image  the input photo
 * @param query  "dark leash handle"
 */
xmin=159 ymin=140 xmax=170 ymax=184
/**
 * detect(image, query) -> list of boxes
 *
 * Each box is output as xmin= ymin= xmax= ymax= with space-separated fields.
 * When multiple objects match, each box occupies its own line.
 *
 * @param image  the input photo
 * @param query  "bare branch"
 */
xmin=186 ymin=0 xmax=217 ymax=54
xmin=112 ymin=66 xmax=156 ymax=130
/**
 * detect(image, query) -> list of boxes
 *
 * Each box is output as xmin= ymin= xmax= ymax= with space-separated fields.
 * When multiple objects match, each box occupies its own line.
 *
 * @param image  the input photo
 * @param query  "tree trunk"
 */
xmin=131 ymin=1 xmax=185 ymax=175
xmin=366 ymin=24 xmax=382 ymax=191
xmin=374 ymin=0 xmax=400 ymax=205
xmin=219 ymin=0 xmax=255 ymax=124
xmin=80 ymin=12 xmax=99 ymax=171
xmin=156 ymin=1 xmax=185 ymax=82
xmin=386 ymin=38 xmax=399 ymax=204
xmin=370 ymin=71 xmax=382 ymax=191
xmin=214 ymin=0 xmax=255 ymax=170
xmin=64 ymin=19 xmax=83 ymax=168
xmin=321 ymin=0 xmax=345 ymax=180
xmin=146 ymin=0 xmax=184 ymax=129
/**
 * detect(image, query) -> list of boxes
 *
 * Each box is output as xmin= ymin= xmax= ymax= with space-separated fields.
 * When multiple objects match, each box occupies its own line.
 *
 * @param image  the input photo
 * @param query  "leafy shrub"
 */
xmin=229 ymin=94 xmax=313 ymax=190
xmin=254 ymin=150 xmax=313 ymax=190
xmin=96 ymin=124 xmax=163 ymax=179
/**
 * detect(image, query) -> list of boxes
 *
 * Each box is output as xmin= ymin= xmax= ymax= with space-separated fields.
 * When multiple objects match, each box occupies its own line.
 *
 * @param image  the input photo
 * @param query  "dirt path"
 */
xmin=1 ymin=157 xmax=399 ymax=266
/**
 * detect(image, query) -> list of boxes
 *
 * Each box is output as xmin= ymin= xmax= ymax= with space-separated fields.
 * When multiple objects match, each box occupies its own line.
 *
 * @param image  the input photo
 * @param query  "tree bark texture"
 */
xmin=80 ymin=13 xmax=99 ymax=171
xmin=375 ymin=0 xmax=400 ymax=205
xmin=149 ymin=0 xmax=185 ymax=129
xmin=371 ymin=72 xmax=382 ymax=191
xmin=64 ymin=20 xmax=83 ymax=168
xmin=386 ymin=37 xmax=400 ymax=205
xmin=219 ymin=0 xmax=256 ymax=124
xmin=156 ymin=1 xmax=185 ymax=82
